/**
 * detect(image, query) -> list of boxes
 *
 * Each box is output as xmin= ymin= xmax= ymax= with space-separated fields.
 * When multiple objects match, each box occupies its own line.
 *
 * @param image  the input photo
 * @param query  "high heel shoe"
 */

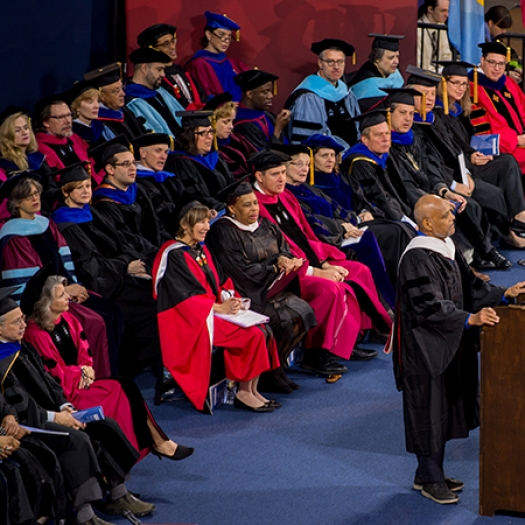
xmin=152 ymin=444 xmax=194 ymax=461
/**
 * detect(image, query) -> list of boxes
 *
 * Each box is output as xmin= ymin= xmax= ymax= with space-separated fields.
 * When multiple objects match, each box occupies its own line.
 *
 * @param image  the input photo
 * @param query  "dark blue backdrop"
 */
xmin=0 ymin=0 xmax=124 ymax=111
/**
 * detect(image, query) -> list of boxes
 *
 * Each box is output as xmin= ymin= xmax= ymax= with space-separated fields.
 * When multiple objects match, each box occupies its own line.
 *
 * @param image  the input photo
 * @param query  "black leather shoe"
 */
xmin=350 ymin=347 xmax=378 ymax=361
xmin=152 ymin=443 xmax=195 ymax=461
xmin=488 ymin=249 xmax=512 ymax=269
xmin=233 ymin=397 xmax=274 ymax=412
xmin=471 ymin=255 xmax=496 ymax=270
xmin=265 ymin=399 xmax=282 ymax=409
xmin=421 ymin=482 xmax=459 ymax=504
xmin=413 ymin=476 xmax=464 ymax=492
xmin=300 ymin=349 xmax=348 ymax=375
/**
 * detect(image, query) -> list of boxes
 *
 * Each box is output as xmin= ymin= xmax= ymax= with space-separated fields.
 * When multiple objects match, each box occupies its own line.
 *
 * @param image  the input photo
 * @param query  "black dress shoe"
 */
xmin=233 ymin=397 xmax=274 ymax=412
xmin=488 ymin=248 xmax=512 ymax=269
xmin=257 ymin=370 xmax=294 ymax=394
xmin=413 ymin=476 xmax=463 ymax=492
xmin=471 ymin=255 xmax=496 ymax=270
xmin=265 ymin=399 xmax=282 ymax=409
xmin=300 ymin=349 xmax=348 ymax=375
xmin=350 ymin=347 xmax=378 ymax=361
xmin=421 ymin=482 xmax=459 ymax=504
xmin=152 ymin=443 xmax=195 ymax=461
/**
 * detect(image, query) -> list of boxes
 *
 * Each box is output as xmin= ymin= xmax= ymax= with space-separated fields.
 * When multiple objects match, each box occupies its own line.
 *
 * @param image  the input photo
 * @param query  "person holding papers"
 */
xmin=434 ymin=60 xmax=525 ymax=248
xmin=153 ymin=201 xmax=280 ymax=413
xmin=21 ymin=265 xmax=193 ymax=462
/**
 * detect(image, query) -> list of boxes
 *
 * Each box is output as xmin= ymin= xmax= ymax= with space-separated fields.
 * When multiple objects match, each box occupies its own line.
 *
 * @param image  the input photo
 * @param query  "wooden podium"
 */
xmin=480 ymin=305 xmax=525 ymax=516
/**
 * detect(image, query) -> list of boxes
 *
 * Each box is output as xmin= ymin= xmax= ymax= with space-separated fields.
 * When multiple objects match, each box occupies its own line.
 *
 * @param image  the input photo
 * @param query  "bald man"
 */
xmin=391 ymin=195 xmax=525 ymax=505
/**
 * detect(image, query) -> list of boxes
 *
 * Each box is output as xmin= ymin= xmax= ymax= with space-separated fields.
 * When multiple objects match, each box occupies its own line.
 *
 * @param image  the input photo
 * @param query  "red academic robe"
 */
xmin=256 ymin=188 xmax=392 ymax=358
xmin=153 ymin=241 xmax=278 ymax=410
xmin=0 ymin=218 xmax=111 ymax=377
xmin=35 ymin=132 xmax=101 ymax=184
xmin=469 ymin=74 xmax=525 ymax=172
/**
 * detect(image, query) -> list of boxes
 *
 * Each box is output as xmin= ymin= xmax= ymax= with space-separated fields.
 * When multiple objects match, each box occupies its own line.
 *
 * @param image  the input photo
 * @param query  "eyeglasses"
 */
xmin=0 ymin=314 xmax=26 ymax=327
xmin=211 ymin=31 xmax=232 ymax=42
xmin=320 ymin=59 xmax=346 ymax=67
xmin=485 ymin=59 xmax=506 ymax=69
xmin=289 ymin=161 xmax=310 ymax=168
xmin=22 ymin=190 xmax=41 ymax=200
xmin=194 ymin=129 xmax=216 ymax=137
xmin=157 ymin=37 xmax=177 ymax=49
xmin=49 ymin=112 xmax=72 ymax=120
xmin=447 ymin=80 xmax=469 ymax=88
xmin=113 ymin=160 xmax=137 ymax=168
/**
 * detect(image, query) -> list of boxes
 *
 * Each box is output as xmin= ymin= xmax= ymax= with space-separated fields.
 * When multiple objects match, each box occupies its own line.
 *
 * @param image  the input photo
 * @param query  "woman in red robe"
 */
xmin=153 ymin=201 xmax=279 ymax=413
xmin=22 ymin=269 xmax=194 ymax=462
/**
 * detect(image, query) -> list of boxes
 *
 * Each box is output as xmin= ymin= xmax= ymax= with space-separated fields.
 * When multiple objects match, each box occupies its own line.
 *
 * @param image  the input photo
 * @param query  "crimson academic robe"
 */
xmin=153 ymin=241 xmax=278 ymax=410
xmin=469 ymin=72 xmax=525 ymax=172
xmin=255 ymin=188 xmax=392 ymax=358
xmin=24 ymin=312 xmax=167 ymax=460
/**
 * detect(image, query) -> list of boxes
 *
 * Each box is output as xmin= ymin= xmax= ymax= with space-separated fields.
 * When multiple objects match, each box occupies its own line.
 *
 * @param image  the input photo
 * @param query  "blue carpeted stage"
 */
xmin=111 ymin=245 xmax=525 ymax=525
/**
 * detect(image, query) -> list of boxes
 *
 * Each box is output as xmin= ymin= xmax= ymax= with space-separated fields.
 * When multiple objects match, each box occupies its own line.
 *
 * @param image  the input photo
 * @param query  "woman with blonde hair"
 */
xmin=0 ymin=106 xmax=48 ymax=177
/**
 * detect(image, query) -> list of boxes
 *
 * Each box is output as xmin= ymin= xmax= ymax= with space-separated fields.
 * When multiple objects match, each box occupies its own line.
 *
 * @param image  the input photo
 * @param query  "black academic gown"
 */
xmin=162 ymin=63 xmax=206 ymax=108
xmin=165 ymin=153 xmax=234 ymax=211
xmin=341 ymin=153 xmax=412 ymax=221
xmin=57 ymin=215 xmax=161 ymax=372
xmin=393 ymin=246 xmax=505 ymax=456
xmin=207 ymin=217 xmax=316 ymax=360
xmin=0 ymin=342 xmax=139 ymax=505
xmin=0 ymin=393 xmax=66 ymax=525
xmin=434 ymin=106 xmax=525 ymax=221
xmin=99 ymin=106 xmax=147 ymax=143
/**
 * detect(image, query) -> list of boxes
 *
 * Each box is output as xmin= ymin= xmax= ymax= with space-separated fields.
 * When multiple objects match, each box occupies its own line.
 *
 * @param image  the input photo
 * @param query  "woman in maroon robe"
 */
xmin=22 ymin=270 xmax=194 ymax=462
xmin=153 ymin=201 xmax=279 ymax=413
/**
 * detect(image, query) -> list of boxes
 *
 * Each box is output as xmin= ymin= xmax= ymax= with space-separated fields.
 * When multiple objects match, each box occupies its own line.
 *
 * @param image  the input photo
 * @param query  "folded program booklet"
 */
xmin=215 ymin=310 xmax=270 ymax=328
xmin=470 ymin=134 xmax=500 ymax=156
xmin=72 ymin=406 xmax=105 ymax=423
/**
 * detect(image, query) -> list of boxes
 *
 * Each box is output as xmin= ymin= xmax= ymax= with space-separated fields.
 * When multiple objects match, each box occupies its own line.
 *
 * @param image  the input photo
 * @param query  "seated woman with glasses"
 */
xmin=433 ymin=61 xmax=525 ymax=249
xmin=0 ymin=172 xmax=123 ymax=379
xmin=184 ymin=11 xmax=249 ymax=102
xmin=22 ymin=267 xmax=194 ymax=462
xmin=165 ymin=111 xmax=234 ymax=212
xmin=154 ymin=201 xmax=280 ymax=413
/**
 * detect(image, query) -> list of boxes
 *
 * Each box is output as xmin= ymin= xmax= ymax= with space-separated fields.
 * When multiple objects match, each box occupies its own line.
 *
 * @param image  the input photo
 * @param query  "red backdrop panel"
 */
xmin=125 ymin=0 xmax=417 ymax=107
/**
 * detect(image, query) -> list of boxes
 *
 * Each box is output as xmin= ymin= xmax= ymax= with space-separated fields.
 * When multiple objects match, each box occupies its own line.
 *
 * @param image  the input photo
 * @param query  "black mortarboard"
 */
xmin=88 ymin=135 xmax=130 ymax=171
xmin=216 ymin=173 xmax=253 ymax=204
xmin=478 ymin=41 xmax=508 ymax=57
xmin=137 ymin=23 xmax=177 ymax=48
xmin=203 ymin=92 xmax=234 ymax=111
xmin=128 ymin=47 xmax=172 ymax=65
xmin=32 ymin=94 xmax=68 ymax=121
xmin=132 ymin=133 xmax=172 ymax=160
xmin=234 ymin=70 xmax=279 ymax=92
xmin=52 ymin=161 xmax=90 ymax=186
xmin=175 ymin=110 xmax=213 ymax=128
xmin=176 ymin=199 xmax=205 ymax=223
xmin=249 ymin=149 xmax=291 ymax=172
xmin=369 ymin=33 xmax=405 ymax=52
xmin=435 ymin=60 xmax=475 ymax=77
xmin=20 ymin=262 xmax=61 ymax=317
xmin=64 ymin=81 xmax=96 ymax=106
xmin=0 ymin=105 xmax=30 ymax=127
xmin=271 ymin=144 xmax=310 ymax=156
xmin=0 ymin=171 xmax=41 ymax=204
xmin=406 ymin=65 xmax=441 ymax=86
xmin=84 ymin=63 xmax=122 ymax=88
xmin=0 ymin=286 xmax=20 ymax=317
xmin=311 ymin=38 xmax=355 ymax=57
xmin=381 ymin=87 xmax=422 ymax=106
xmin=349 ymin=110 xmax=388 ymax=132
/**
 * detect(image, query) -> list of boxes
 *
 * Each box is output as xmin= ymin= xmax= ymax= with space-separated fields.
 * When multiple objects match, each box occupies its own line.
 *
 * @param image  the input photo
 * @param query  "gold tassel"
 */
xmin=352 ymin=52 xmax=356 ymax=65
xmin=308 ymin=148 xmax=314 ymax=186
xmin=236 ymin=29 xmax=240 ymax=42
xmin=169 ymin=136 xmax=174 ymax=152
xmin=273 ymin=81 xmax=277 ymax=96
xmin=473 ymin=69 xmax=478 ymax=104
xmin=386 ymin=109 xmax=391 ymax=130
xmin=421 ymin=92 xmax=427 ymax=122
xmin=506 ymin=46 xmax=511 ymax=63
xmin=129 ymin=144 xmax=134 ymax=155
xmin=441 ymin=77 xmax=449 ymax=115
xmin=213 ymin=129 xmax=218 ymax=151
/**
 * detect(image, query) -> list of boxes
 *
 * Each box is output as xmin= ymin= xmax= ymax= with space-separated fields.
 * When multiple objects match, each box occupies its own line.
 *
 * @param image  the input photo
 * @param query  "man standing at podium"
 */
xmin=392 ymin=194 xmax=525 ymax=505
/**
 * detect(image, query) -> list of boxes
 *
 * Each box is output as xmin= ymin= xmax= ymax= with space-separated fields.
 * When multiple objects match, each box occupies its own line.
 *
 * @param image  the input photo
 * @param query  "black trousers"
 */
xmin=415 ymin=445 xmax=446 ymax=484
